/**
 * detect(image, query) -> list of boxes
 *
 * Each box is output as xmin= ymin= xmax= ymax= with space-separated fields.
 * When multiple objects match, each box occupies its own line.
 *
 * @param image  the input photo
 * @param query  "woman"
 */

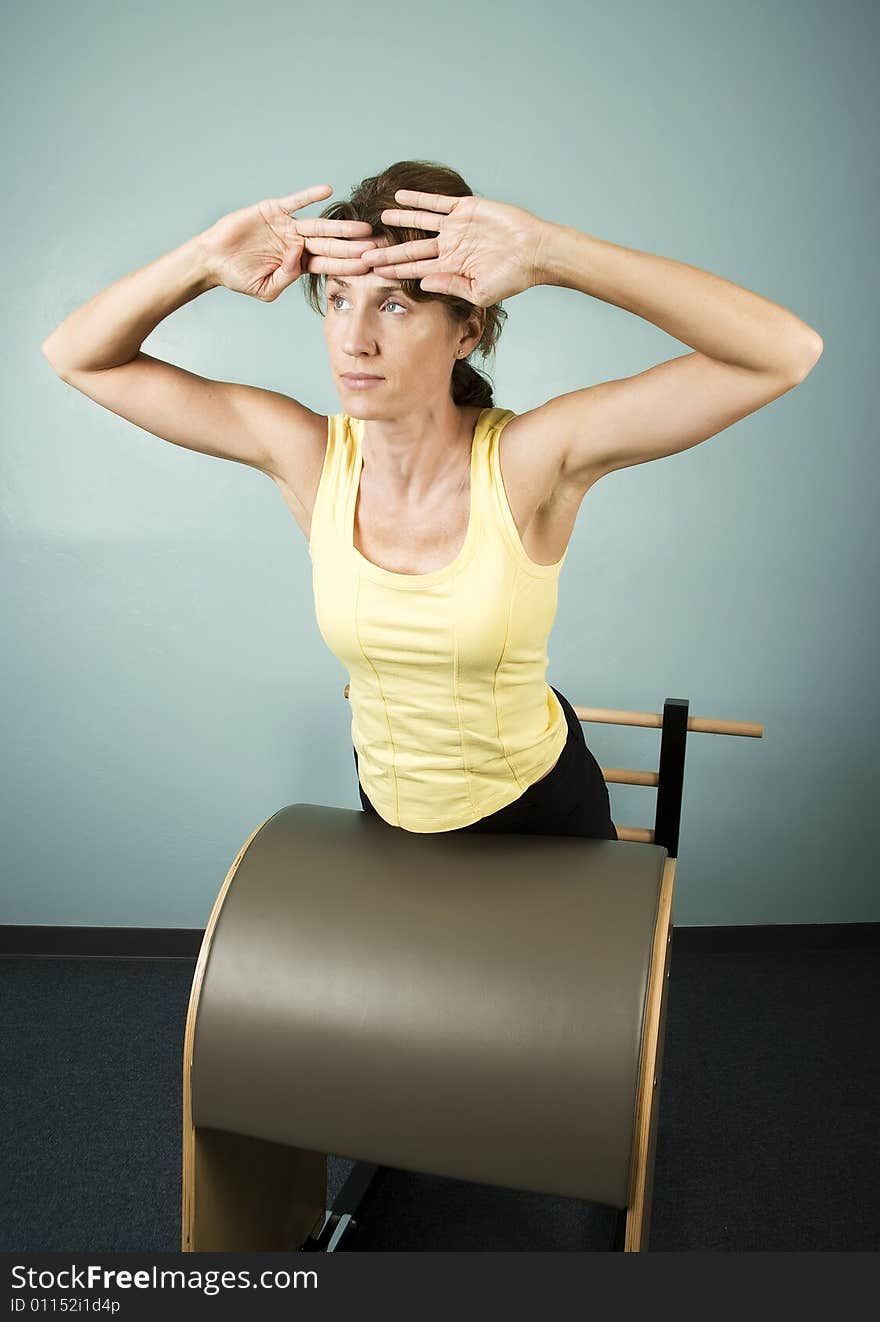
xmin=41 ymin=159 xmax=822 ymax=841
xmin=298 ymin=165 xmax=618 ymax=838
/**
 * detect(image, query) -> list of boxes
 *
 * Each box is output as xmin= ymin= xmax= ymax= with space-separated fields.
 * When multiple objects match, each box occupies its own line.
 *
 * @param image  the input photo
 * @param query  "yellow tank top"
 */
xmin=309 ymin=407 xmax=569 ymax=832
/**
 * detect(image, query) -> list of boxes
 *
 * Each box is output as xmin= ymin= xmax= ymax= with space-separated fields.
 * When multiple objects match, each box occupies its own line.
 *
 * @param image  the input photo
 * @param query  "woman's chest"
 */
xmin=276 ymin=412 xmax=588 ymax=574
xmin=352 ymin=424 xmax=583 ymax=575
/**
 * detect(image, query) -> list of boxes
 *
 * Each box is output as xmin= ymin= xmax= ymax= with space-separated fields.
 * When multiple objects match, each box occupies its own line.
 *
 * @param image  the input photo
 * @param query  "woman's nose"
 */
xmin=342 ymin=323 xmax=380 ymax=353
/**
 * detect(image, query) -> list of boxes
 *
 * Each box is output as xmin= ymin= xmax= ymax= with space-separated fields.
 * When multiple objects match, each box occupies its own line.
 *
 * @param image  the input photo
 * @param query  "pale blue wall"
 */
xmin=5 ymin=0 xmax=874 ymax=928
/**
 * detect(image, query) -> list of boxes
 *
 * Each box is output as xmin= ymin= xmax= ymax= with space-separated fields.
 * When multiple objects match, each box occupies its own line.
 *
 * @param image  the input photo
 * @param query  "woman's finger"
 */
xmin=391 ymin=188 xmax=458 ymax=213
xmin=361 ymin=236 xmax=438 ymax=265
xmin=303 ymin=236 xmax=379 ymax=257
xmin=304 ymin=253 xmax=386 ymax=275
xmin=379 ymin=207 xmax=443 ymax=231
xmin=290 ymin=217 xmax=375 ymax=237
xmin=362 ymin=257 xmax=443 ymax=279
xmin=275 ymin=183 xmax=334 ymax=210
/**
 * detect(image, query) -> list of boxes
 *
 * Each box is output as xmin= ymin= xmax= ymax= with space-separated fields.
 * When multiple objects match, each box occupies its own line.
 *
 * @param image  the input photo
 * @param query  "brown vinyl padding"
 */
xmin=190 ymin=804 xmax=669 ymax=1210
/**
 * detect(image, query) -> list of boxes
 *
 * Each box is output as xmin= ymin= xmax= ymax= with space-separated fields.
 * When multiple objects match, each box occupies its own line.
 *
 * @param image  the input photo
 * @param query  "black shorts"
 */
xmin=353 ymin=686 xmax=618 ymax=840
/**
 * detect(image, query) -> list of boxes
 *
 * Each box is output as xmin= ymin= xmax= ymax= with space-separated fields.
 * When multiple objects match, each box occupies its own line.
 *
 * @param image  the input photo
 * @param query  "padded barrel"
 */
xmin=191 ymin=804 xmax=668 ymax=1210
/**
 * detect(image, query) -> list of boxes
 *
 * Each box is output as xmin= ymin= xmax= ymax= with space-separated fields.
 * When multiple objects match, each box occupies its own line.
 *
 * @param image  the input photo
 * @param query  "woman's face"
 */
xmin=323 ymin=235 xmax=464 ymax=412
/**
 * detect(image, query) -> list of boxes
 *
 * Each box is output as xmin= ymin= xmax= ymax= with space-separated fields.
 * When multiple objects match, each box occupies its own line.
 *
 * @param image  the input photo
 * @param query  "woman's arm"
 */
xmin=534 ymin=223 xmax=822 ymax=377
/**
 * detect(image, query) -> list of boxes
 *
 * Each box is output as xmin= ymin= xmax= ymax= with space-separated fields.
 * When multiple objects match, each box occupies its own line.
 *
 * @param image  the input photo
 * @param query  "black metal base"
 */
xmin=300 ymin=1161 xmax=629 ymax=1252
xmin=300 ymin=1162 xmax=383 ymax=1251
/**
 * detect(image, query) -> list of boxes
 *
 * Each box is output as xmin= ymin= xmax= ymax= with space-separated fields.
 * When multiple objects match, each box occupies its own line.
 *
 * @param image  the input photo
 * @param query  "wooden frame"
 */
xmin=181 ymin=818 xmax=327 ymax=1251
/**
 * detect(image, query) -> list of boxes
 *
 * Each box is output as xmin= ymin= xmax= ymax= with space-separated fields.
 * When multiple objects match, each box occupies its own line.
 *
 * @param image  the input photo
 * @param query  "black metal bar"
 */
xmin=653 ymin=698 xmax=689 ymax=858
xmin=299 ymin=1161 xmax=386 ymax=1251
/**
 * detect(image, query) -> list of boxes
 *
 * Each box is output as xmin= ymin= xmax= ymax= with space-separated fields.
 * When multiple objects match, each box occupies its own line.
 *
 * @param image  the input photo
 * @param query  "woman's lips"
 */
xmin=342 ymin=374 xmax=384 ymax=388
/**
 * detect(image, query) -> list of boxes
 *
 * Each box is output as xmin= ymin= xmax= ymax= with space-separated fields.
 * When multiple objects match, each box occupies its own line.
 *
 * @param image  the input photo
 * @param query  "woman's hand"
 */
xmin=198 ymin=184 xmax=379 ymax=302
xmin=359 ymin=189 xmax=549 ymax=306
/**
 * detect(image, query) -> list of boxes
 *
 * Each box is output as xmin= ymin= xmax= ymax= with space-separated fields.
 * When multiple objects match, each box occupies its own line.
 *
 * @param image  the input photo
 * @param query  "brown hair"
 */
xmin=301 ymin=160 xmax=508 ymax=407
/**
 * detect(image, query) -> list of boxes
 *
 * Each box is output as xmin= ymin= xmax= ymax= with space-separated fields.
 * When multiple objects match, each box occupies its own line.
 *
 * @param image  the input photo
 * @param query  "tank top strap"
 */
xmin=472 ymin=405 xmax=515 ymax=517
xmin=309 ymin=413 xmax=357 ymax=559
xmin=476 ymin=406 xmax=567 ymax=578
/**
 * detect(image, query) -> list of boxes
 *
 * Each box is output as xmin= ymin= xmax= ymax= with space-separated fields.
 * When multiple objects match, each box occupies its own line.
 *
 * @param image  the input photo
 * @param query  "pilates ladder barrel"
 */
xmin=181 ymin=693 xmax=763 ymax=1253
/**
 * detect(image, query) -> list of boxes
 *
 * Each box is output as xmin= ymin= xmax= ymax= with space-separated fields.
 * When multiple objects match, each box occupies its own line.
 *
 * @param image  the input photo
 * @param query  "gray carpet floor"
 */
xmin=1 ymin=948 xmax=877 ymax=1251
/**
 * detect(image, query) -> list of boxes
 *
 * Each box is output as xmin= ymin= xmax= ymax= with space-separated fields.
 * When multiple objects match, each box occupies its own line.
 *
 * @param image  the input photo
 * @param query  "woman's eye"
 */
xmin=329 ymin=294 xmax=404 ymax=313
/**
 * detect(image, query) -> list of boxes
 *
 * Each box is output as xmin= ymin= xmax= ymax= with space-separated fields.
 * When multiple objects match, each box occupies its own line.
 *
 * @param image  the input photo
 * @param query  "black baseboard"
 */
xmin=0 ymin=922 xmax=878 ymax=960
